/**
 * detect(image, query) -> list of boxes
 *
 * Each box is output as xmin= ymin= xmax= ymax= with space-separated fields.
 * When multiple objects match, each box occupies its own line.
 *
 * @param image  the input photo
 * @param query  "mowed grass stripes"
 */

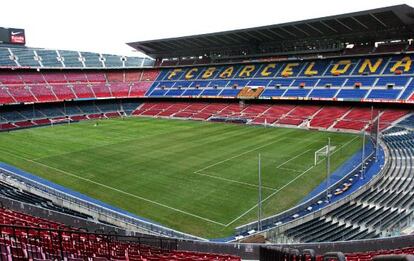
xmin=0 ymin=117 xmax=361 ymax=238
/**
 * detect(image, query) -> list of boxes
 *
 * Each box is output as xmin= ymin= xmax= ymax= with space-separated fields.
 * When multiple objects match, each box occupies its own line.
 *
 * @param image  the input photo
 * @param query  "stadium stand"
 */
xmin=81 ymin=52 xmax=104 ymax=68
xmin=9 ymin=48 xmax=40 ymax=67
xmin=0 ymin=70 xmax=158 ymax=105
xmin=131 ymin=101 xmax=408 ymax=132
xmin=0 ymin=209 xmax=240 ymax=261
xmin=0 ymin=181 xmax=91 ymax=220
xmin=0 ymin=47 xmax=154 ymax=69
xmin=102 ymin=54 xmax=124 ymax=68
xmin=1 ymin=54 xmax=414 ymax=105
xmin=0 ymin=49 xmax=16 ymax=67
xmin=148 ymin=54 xmax=414 ymax=103
xmin=0 ymin=100 xmax=142 ymax=131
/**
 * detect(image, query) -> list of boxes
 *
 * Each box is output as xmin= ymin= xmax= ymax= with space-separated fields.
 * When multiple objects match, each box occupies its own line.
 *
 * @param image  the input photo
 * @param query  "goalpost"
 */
xmin=314 ymin=144 xmax=336 ymax=166
xmin=315 ymin=138 xmax=336 ymax=201
xmin=50 ymin=118 xmax=71 ymax=127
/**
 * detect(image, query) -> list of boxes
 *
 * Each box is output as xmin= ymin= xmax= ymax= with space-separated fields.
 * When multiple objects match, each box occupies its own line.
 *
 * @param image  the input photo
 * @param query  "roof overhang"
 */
xmin=128 ymin=4 xmax=414 ymax=59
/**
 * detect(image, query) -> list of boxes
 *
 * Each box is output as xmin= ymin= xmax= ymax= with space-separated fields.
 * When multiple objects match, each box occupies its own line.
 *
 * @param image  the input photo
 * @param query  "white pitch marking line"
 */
xmin=196 ymin=171 xmax=277 ymax=191
xmin=0 ymin=149 xmax=226 ymax=227
xmin=225 ymin=165 xmax=314 ymax=227
xmin=276 ymin=149 xmax=311 ymax=168
xmin=276 ymin=167 xmax=303 ymax=173
xmin=193 ymin=136 xmax=287 ymax=174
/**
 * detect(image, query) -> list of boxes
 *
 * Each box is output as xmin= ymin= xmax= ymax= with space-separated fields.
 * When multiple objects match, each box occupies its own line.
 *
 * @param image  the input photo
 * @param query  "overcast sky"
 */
xmin=0 ymin=0 xmax=410 ymax=57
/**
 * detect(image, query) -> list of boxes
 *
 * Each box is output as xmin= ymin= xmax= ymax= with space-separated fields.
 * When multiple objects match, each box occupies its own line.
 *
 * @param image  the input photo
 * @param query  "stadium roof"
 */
xmin=128 ymin=4 xmax=414 ymax=59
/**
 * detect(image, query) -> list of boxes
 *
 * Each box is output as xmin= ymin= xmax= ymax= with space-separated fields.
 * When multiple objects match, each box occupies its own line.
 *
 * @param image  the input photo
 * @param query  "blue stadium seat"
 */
xmin=182 ymin=89 xmax=202 ymax=96
xmin=309 ymin=89 xmax=338 ymax=98
xmin=260 ymin=89 xmax=285 ymax=97
xmin=336 ymin=89 xmax=368 ymax=99
xmin=103 ymin=54 xmax=123 ymax=68
xmin=292 ymin=78 xmax=318 ymax=87
xmin=375 ymin=76 xmax=410 ymax=87
xmin=36 ymin=49 xmax=62 ymax=67
xmin=0 ymin=48 xmax=16 ymax=66
xmin=228 ymin=79 xmax=249 ymax=87
xmin=81 ymin=52 xmax=103 ymax=68
xmin=398 ymin=79 xmax=414 ymax=100
xmin=283 ymin=89 xmax=310 ymax=97
xmin=157 ymin=81 xmax=176 ymax=88
xmin=59 ymin=50 xmax=83 ymax=68
xmin=165 ymin=89 xmax=185 ymax=96
xmin=248 ymin=79 xmax=271 ymax=87
xmin=209 ymin=80 xmax=230 ymax=88
xmin=125 ymin=57 xmax=143 ymax=67
xmin=175 ymin=81 xmax=192 ymax=88
xmin=269 ymin=79 xmax=293 ymax=87
xmin=367 ymin=89 xmax=401 ymax=99
xmin=10 ymin=48 xmax=40 ymax=67
xmin=345 ymin=77 xmax=377 ymax=87
xmin=220 ymin=89 xmax=241 ymax=97
xmin=317 ymin=78 xmax=346 ymax=87
xmin=191 ymin=81 xmax=210 ymax=88
xmin=200 ymin=89 xmax=221 ymax=96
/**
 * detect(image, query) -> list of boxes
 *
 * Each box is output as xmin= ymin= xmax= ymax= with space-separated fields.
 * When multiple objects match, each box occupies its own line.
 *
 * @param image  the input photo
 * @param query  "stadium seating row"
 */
xmin=0 ymin=100 xmax=409 ymax=133
xmin=132 ymin=102 xmax=409 ymax=132
xmin=0 ymin=47 xmax=154 ymax=68
xmin=0 ymin=209 xmax=240 ymax=261
xmin=0 ymin=181 xmax=91 ymax=221
xmin=0 ymin=70 xmax=159 ymax=104
xmin=149 ymin=54 xmax=414 ymax=102
xmin=0 ymin=207 xmax=412 ymax=261
xmin=0 ymin=100 xmax=141 ymax=131
xmin=2 ymin=54 xmax=414 ymax=104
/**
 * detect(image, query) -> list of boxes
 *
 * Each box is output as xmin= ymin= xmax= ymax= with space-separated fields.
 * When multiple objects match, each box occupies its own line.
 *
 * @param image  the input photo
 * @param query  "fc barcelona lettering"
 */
xmin=166 ymin=56 xmax=414 ymax=80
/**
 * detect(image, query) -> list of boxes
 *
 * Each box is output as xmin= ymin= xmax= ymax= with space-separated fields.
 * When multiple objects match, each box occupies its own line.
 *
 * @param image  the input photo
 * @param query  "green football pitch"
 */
xmin=0 ymin=117 xmax=361 ymax=238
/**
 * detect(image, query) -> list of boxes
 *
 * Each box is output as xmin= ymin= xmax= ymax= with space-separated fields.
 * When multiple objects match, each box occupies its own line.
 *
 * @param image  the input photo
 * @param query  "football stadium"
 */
xmin=0 ymin=3 xmax=413 ymax=261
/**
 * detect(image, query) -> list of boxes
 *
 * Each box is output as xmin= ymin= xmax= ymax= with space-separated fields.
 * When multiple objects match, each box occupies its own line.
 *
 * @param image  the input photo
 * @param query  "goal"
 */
xmin=314 ymin=145 xmax=336 ymax=165
xmin=50 ymin=118 xmax=71 ymax=127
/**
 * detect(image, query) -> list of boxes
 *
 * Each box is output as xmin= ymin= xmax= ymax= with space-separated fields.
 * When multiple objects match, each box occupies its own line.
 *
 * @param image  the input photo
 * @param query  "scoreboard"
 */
xmin=0 ymin=27 xmax=25 ymax=45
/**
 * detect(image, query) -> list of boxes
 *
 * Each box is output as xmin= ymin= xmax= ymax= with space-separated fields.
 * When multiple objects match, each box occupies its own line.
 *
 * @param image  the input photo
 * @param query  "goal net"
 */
xmin=314 ymin=145 xmax=336 ymax=165
xmin=50 ymin=118 xmax=71 ymax=127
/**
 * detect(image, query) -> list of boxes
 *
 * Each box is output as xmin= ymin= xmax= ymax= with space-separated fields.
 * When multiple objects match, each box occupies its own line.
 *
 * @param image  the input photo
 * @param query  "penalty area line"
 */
xmin=0 ymin=149 xmax=226 ymax=227
xmin=195 ymin=170 xmax=277 ymax=191
xmin=276 ymin=149 xmax=311 ymax=168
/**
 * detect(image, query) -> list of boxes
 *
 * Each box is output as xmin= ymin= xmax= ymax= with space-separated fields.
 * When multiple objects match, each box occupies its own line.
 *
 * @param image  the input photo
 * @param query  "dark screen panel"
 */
xmin=0 ymin=28 xmax=10 ymax=43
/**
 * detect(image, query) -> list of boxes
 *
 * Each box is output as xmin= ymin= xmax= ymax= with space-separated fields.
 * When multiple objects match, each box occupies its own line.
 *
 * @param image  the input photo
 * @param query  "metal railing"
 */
xmin=0 ymin=167 xmax=205 ymax=241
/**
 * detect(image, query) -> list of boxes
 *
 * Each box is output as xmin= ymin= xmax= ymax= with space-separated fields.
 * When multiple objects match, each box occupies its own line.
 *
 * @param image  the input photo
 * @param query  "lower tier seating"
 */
xmin=0 ymin=100 xmax=142 ymax=131
xmin=132 ymin=102 xmax=409 ymax=132
xmin=0 ymin=209 xmax=240 ymax=261
xmin=0 ymin=181 xmax=91 ymax=221
xmin=0 ymin=101 xmax=411 ymax=133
